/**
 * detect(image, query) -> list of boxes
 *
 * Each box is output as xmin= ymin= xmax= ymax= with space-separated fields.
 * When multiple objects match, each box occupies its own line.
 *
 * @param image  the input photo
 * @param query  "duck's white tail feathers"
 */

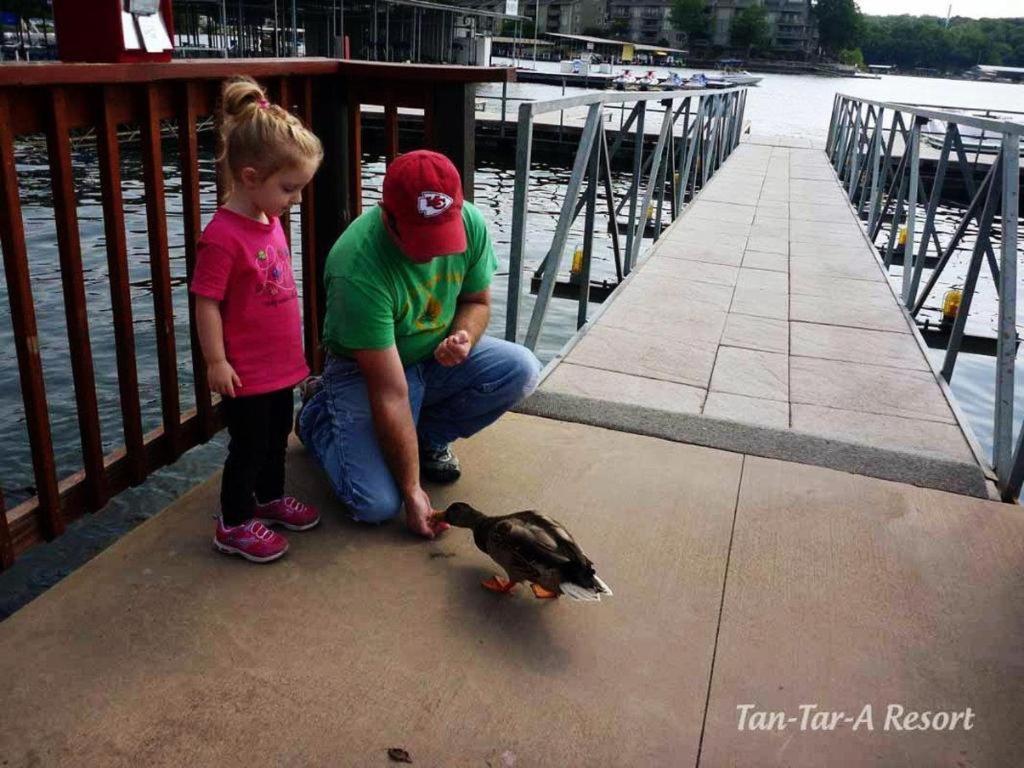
xmin=593 ymin=576 xmax=613 ymax=596
xmin=560 ymin=576 xmax=614 ymax=602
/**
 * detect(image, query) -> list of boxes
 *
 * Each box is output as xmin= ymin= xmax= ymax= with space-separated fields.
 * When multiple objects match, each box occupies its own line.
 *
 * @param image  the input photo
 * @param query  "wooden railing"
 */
xmin=0 ymin=58 xmax=511 ymax=568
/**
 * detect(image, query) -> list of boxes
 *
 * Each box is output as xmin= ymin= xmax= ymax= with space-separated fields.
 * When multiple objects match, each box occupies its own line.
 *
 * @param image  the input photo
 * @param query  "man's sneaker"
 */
xmin=294 ymin=375 xmax=323 ymax=444
xmin=420 ymin=444 xmax=461 ymax=483
xmin=254 ymin=496 xmax=321 ymax=531
xmin=213 ymin=518 xmax=288 ymax=563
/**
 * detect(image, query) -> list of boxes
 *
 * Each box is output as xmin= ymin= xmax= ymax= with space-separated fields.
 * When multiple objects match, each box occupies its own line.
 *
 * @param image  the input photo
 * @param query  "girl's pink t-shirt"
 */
xmin=190 ymin=207 xmax=309 ymax=397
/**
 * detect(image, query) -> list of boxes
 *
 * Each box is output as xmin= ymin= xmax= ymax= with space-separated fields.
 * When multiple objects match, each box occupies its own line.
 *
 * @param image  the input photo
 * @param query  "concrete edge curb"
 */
xmin=514 ymin=390 xmax=990 ymax=499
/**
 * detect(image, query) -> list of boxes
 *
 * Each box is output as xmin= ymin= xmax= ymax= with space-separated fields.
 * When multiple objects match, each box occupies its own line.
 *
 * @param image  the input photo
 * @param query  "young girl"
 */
xmin=191 ymin=76 xmax=323 ymax=563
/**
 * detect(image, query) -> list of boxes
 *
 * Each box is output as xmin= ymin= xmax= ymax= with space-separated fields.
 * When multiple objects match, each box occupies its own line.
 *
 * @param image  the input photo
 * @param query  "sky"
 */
xmin=857 ymin=0 xmax=1023 ymax=18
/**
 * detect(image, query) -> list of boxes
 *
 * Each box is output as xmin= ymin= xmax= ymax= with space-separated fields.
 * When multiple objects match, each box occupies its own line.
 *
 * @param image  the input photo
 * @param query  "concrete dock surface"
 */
xmin=536 ymin=140 xmax=991 ymax=498
xmin=1 ymin=415 xmax=1022 ymax=767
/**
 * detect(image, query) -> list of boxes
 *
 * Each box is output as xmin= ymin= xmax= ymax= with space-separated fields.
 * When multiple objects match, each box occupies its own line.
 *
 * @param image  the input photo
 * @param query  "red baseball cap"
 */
xmin=380 ymin=150 xmax=466 ymax=261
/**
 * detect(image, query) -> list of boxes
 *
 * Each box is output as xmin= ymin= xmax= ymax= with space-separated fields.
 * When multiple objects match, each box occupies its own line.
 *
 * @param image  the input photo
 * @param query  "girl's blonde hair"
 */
xmin=218 ymin=76 xmax=323 ymax=187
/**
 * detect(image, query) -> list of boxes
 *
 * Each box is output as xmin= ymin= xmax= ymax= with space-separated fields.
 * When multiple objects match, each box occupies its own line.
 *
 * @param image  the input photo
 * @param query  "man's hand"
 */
xmin=404 ymin=486 xmax=450 ymax=539
xmin=208 ymin=360 xmax=242 ymax=397
xmin=434 ymin=329 xmax=471 ymax=367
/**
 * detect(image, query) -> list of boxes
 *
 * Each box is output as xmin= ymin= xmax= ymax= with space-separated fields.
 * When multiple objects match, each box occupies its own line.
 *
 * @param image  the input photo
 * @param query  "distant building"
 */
xmin=710 ymin=0 xmax=816 ymax=56
xmin=607 ymin=1 xmax=684 ymax=48
xmin=521 ymin=0 xmax=606 ymax=37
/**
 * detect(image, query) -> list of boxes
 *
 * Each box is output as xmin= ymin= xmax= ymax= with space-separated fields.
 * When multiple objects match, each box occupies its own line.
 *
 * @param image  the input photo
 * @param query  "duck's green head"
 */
xmin=442 ymin=502 xmax=485 ymax=528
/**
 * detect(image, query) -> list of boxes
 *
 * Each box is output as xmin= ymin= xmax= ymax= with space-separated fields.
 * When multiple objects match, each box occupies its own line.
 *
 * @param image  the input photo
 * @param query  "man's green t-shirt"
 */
xmin=322 ymin=202 xmax=497 ymax=366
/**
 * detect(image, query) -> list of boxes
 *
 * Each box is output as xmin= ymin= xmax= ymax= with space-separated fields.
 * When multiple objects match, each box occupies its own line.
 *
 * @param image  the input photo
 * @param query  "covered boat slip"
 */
xmin=0 ymin=415 xmax=1022 ymax=766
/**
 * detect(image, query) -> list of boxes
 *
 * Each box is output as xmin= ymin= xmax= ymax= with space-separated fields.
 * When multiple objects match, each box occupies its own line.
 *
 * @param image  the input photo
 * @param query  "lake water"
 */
xmin=3 ymin=68 xmax=1023 ymax=616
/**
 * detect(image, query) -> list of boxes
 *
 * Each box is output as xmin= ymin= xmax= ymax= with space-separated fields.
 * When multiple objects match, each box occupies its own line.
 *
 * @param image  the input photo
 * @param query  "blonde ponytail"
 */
xmin=218 ymin=76 xmax=323 ymax=190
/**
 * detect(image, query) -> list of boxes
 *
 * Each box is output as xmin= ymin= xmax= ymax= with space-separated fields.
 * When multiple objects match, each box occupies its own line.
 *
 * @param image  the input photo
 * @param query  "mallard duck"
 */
xmin=438 ymin=503 xmax=613 ymax=601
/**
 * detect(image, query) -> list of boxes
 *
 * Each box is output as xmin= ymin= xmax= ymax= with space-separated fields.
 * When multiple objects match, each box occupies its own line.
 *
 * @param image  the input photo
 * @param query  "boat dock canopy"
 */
xmin=544 ymin=32 xmax=687 ymax=56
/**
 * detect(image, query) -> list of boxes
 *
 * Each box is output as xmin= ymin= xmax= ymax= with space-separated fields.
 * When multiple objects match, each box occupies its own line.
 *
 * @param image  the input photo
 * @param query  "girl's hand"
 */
xmin=208 ymin=360 xmax=242 ymax=397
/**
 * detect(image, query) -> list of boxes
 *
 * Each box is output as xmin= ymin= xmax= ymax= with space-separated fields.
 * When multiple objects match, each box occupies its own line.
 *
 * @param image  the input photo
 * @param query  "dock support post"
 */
xmin=905 ymin=122 xmax=952 ymax=309
xmin=506 ymin=104 xmax=534 ymax=343
xmin=941 ymin=149 xmax=1002 ymax=383
xmin=525 ymin=105 xmax=602 ymax=351
xmin=624 ymin=101 xmax=646 ymax=276
xmin=428 ymin=83 xmax=476 ymax=201
xmin=847 ymin=103 xmax=862 ymax=201
xmin=577 ymin=125 xmax=601 ymax=330
xmin=900 ymin=116 xmax=922 ymax=305
xmin=994 ymin=134 xmax=1020 ymax=487
xmin=865 ymin=107 xmax=884 ymax=223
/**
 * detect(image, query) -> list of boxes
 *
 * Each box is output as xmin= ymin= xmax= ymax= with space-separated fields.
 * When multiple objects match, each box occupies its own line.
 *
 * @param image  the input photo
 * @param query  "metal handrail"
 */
xmin=505 ymin=86 xmax=749 ymax=352
xmin=827 ymin=93 xmax=1022 ymax=501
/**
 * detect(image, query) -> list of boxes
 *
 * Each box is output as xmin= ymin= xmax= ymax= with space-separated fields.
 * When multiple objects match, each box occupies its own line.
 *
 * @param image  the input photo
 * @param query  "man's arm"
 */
xmin=353 ymin=345 xmax=446 ymax=538
xmin=435 ymin=289 xmax=490 ymax=367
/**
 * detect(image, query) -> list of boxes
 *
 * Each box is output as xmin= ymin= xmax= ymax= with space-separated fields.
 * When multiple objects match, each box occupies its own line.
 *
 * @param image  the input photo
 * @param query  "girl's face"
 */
xmin=239 ymin=159 xmax=319 ymax=219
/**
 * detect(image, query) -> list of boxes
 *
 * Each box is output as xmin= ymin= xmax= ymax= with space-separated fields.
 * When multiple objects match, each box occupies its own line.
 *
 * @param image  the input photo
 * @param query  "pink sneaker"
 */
xmin=254 ymin=496 xmax=320 ymax=531
xmin=213 ymin=518 xmax=288 ymax=563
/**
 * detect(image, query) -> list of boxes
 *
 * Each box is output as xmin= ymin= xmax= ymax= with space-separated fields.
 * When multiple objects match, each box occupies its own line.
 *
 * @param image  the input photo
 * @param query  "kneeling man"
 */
xmin=298 ymin=150 xmax=541 ymax=538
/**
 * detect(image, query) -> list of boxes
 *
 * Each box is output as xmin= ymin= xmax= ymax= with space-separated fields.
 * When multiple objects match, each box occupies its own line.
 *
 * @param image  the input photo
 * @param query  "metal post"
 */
xmin=291 ymin=0 xmax=297 ymax=55
xmin=624 ymin=101 xmax=646 ymax=275
xmin=994 ymin=134 xmax=1020 ymax=484
xmin=577 ymin=132 xmax=601 ymax=329
xmin=900 ymin=117 xmax=922 ymax=304
xmin=905 ymin=123 xmax=952 ymax=308
xmin=848 ymin=104 xmax=862 ymax=200
xmin=525 ymin=105 xmax=603 ymax=350
xmin=864 ymin=107 xmax=884 ymax=222
xmin=505 ymin=105 xmax=535 ymax=343
xmin=941 ymin=151 xmax=1002 ymax=383
xmin=499 ymin=79 xmax=507 ymax=139
xmin=628 ymin=104 xmax=673 ymax=270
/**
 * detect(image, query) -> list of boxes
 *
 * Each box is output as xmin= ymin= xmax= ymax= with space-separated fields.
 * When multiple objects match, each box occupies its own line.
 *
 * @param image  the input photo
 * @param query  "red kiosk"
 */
xmin=53 ymin=0 xmax=175 ymax=63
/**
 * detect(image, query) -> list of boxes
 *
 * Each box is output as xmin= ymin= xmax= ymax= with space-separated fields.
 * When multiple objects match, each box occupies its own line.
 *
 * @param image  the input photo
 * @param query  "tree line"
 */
xmin=671 ymin=0 xmax=1024 ymax=71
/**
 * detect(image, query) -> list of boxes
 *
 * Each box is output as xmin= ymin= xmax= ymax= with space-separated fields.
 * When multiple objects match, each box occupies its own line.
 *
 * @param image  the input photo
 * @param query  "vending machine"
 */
xmin=53 ymin=0 xmax=175 ymax=63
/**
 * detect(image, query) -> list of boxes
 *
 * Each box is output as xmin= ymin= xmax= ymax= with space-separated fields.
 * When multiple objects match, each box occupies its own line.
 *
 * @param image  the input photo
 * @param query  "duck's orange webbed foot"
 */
xmin=482 ymin=576 xmax=517 ymax=593
xmin=530 ymin=584 xmax=560 ymax=599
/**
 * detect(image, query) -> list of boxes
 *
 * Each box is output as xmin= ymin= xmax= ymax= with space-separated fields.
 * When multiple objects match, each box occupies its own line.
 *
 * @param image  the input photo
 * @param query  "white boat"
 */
xmin=720 ymin=71 xmax=763 ymax=86
xmin=923 ymin=118 xmax=1023 ymax=156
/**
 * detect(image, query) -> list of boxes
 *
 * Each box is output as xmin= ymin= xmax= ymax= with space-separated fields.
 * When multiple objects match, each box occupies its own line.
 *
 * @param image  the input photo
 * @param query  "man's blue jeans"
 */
xmin=297 ymin=336 xmax=541 ymax=523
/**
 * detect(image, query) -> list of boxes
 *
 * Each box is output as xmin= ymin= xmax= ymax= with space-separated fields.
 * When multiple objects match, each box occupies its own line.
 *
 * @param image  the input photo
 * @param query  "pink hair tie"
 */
xmin=257 ymin=98 xmax=270 ymax=110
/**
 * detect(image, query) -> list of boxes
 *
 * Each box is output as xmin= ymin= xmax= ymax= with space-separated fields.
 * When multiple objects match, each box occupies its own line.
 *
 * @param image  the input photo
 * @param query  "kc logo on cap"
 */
xmin=417 ymin=191 xmax=453 ymax=218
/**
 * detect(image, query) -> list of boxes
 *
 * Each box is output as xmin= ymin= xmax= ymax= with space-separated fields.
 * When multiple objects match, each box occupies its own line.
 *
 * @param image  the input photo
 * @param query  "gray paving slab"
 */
xmin=791 ymin=403 xmax=975 ymax=462
xmin=598 ymin=299 xmax=729 ymax=348
xmin=710 ymin=346 xmax=789 ymax=401
xmin=745 ymin=233 xmax=789 ymax=255
xmin=790 ymin=292 xmax=911 ymax=334
xmin=790 ymin=356 xmax=956 ymax=423
xmin=543 ymin=362 xmax=706 ymax=414
xmin=721 ymin=313 xmax=789 ymax=353
xmin=741 ymin=250 xmax=788 ymax=272
xmin=565 ymin=324 xmax=719 ymax=388
xmin=790 ymin=322 xmax=929 ymax=370
xmin=703 ymin=391 xmax=790 ymax=428
xmin=641 ymin=255 xmax=739 ymax=287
